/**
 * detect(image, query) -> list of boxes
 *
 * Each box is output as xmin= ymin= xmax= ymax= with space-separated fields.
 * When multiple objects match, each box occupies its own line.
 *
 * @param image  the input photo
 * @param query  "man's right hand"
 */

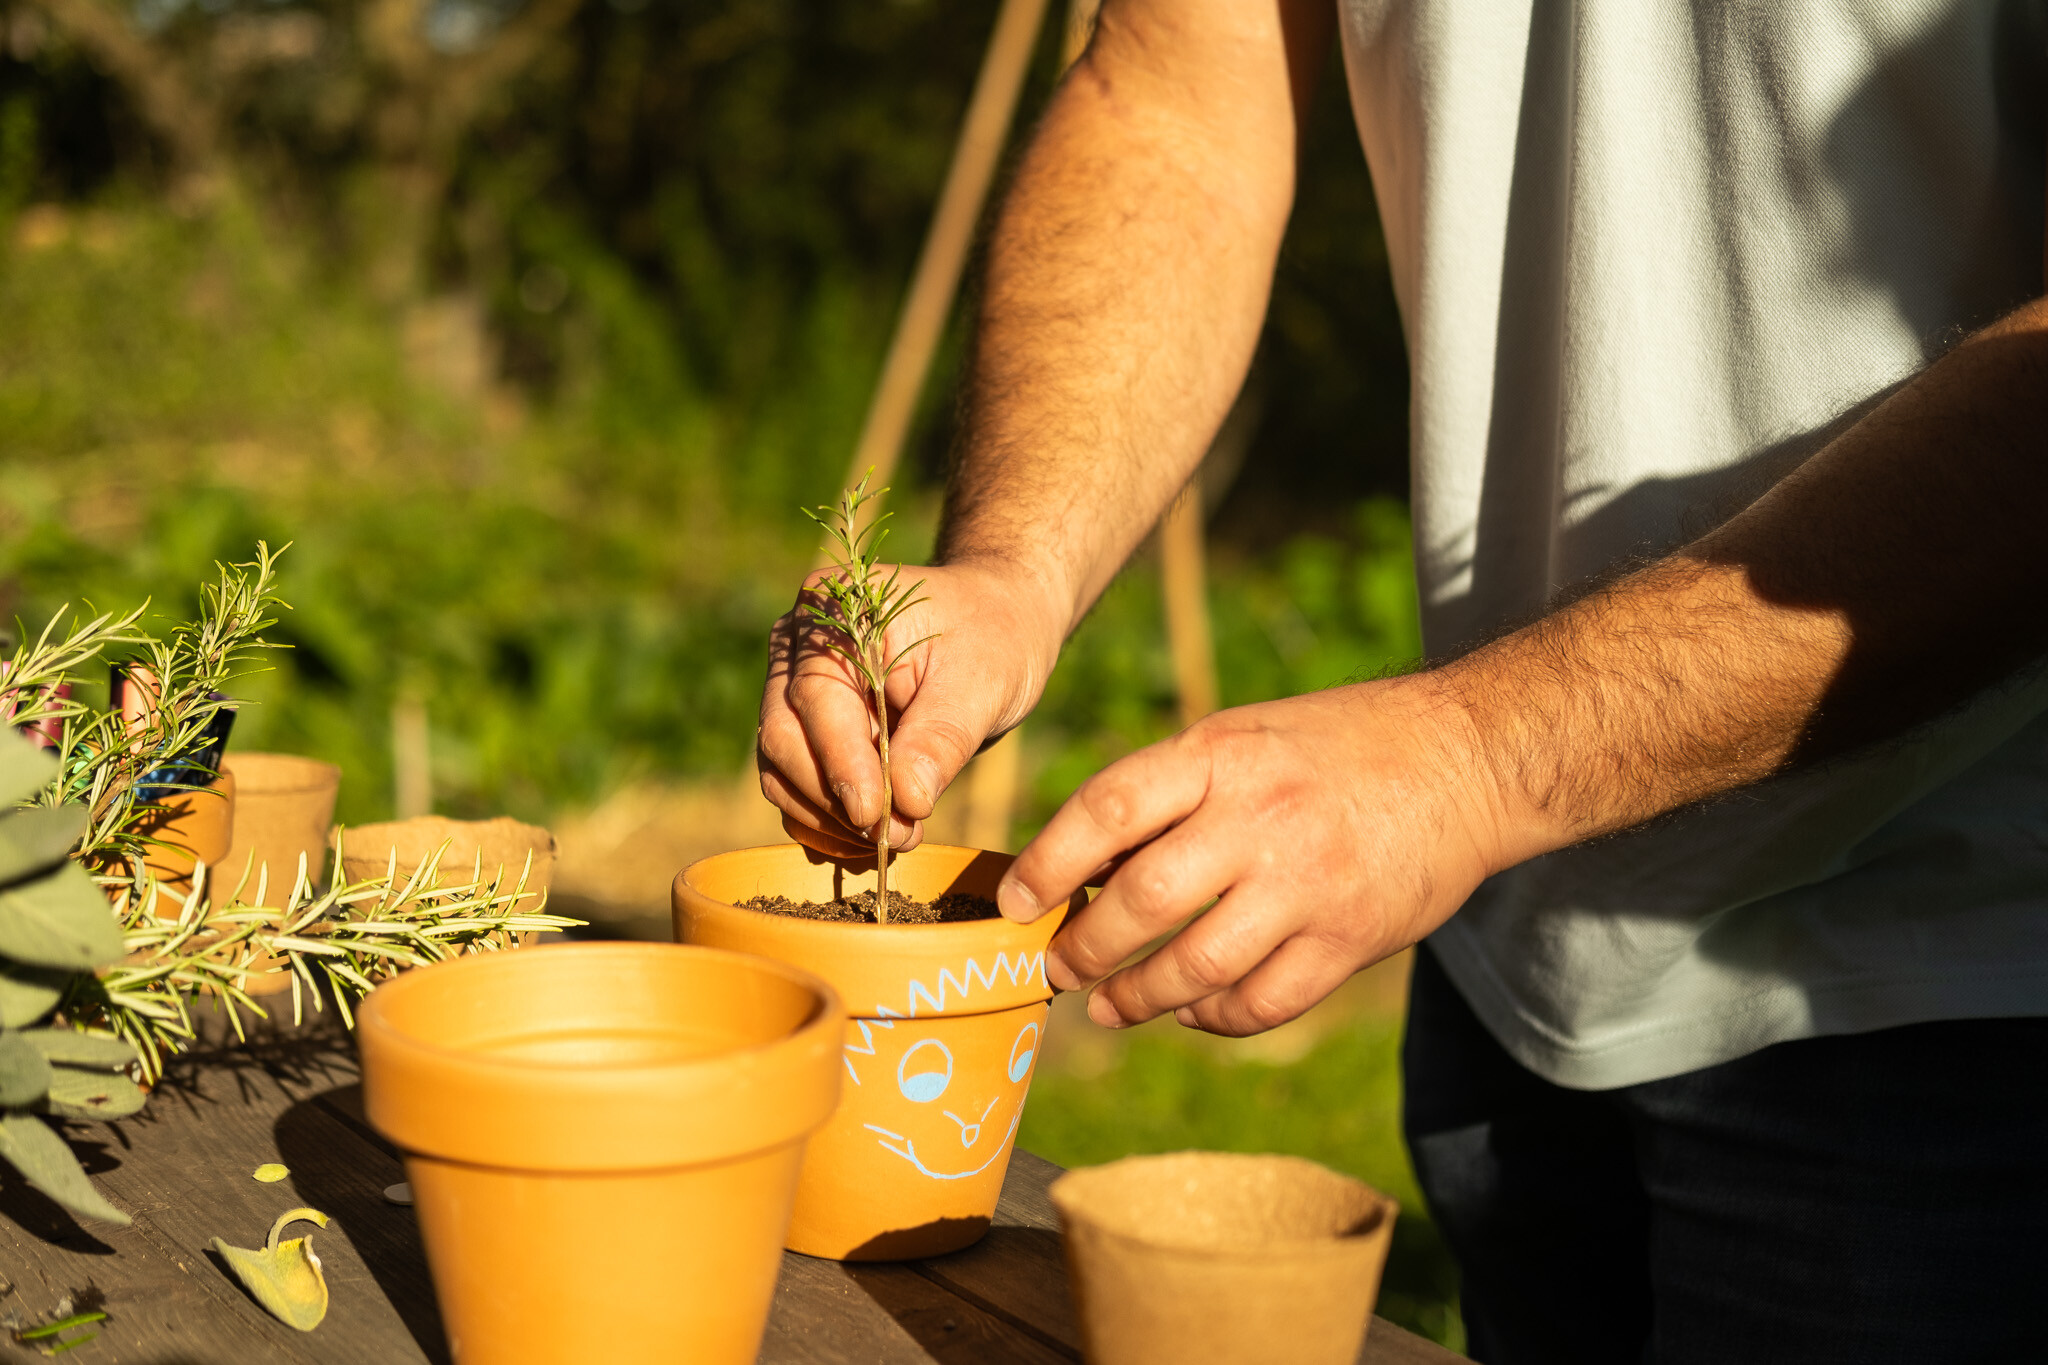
xmin=757 ymin=558 xmax=1067 ymax=858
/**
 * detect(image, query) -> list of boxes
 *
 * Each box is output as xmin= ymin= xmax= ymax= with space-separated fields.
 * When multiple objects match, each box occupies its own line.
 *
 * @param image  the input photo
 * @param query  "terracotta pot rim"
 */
xmin=361 ymin=942 xmax=834 ymax=1080
xmin=360 ymin=942 xmax=843 ymax=1171
xmin=678 ymin=844 xmax=1048 ymax=939
xmin=675 ymin=843 xmax=1074 ymax=1023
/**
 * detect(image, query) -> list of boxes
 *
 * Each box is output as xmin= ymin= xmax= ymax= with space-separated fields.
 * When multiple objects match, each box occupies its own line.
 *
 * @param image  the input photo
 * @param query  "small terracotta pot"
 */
xmin=340 ymin=816 xmax=554 ymax=912
xmin=1049 ymin=1152 xmax=1398 ymax=1365
xmin=136 ymin=771 xmax=236 ymax=907
xmin=674 ymin=842 xmax=1076 ymax=1261
xmin=219 ymin=753 xmax=341 ymax=905
xmin=358 ymin=942 xmax=843 ymax=1365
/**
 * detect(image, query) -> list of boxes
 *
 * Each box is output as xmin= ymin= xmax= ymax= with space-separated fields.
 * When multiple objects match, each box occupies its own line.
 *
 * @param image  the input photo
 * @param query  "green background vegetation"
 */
xmin=0 ymin=0 xmax=1457 ymax=1347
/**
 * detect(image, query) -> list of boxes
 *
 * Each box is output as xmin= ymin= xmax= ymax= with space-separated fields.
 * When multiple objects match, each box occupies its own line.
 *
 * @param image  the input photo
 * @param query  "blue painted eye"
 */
xmin=1007 ymin=1022 xmax=1040 ymax=1084
xmin=897 ymin=1038 xmax=953 ymax=1103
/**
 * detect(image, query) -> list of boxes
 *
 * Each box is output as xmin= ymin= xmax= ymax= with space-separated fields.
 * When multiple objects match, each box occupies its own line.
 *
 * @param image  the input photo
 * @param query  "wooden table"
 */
xmin=0 ymin=1025 xmax=1464 ymax=1363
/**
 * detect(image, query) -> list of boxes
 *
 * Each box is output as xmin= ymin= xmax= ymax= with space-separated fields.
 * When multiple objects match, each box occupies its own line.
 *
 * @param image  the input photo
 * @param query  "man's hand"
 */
xmin=996 ymin=677 xmax=1505 ymax=1035
xmin=759 ymin=559 xmax=1065 ymax=858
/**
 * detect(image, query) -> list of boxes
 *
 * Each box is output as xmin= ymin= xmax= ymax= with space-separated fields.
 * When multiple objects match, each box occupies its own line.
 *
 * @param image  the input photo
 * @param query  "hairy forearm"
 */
xmin=1437 ymin=298 xmax=2048 ymax=864
xmin=938 ymin=0 xmax=1329 ymax=633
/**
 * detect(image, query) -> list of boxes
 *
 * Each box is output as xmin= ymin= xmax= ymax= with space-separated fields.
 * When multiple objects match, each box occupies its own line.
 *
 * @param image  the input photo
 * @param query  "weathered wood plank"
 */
xmin=763 ymin=1255 xmax=1075 ymax=1365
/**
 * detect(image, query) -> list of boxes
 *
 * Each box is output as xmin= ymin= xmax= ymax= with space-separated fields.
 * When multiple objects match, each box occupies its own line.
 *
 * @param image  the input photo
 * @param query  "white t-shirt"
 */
xmin=1337 ymin=0 xmax=2048 ymax=1087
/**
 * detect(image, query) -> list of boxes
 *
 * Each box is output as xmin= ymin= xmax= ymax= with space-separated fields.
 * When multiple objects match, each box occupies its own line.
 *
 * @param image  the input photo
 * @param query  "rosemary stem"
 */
xmin=873 ymin=667 xmax=892 ymax=924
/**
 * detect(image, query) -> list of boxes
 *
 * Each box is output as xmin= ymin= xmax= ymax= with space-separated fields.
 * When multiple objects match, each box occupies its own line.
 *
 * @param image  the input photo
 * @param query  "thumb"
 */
xmin=886 ymin=678 xmax=1009 ymax=822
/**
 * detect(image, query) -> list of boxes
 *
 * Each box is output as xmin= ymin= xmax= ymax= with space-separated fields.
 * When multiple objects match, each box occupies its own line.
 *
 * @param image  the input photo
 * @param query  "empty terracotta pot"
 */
xmin=340 ymin=816 xmax=553 ymax=912
xmin=358 ymin=942 xmax=843 ymax=1365
xmin=674 ymin=842 xmax=1077 ymax=1260
xmin=1049 ymin=1152 xmax=1398 ymax=1365
xmin=220 ymin=753 xmax=341 ymax=905
xmin=136 ymin=770 xmax=236 ymax=908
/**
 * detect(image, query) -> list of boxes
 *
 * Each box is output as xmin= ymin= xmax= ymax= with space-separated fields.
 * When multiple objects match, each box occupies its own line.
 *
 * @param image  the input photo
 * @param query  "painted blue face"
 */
xmin=856 ymin=1016 xmax=1045 ymax=1180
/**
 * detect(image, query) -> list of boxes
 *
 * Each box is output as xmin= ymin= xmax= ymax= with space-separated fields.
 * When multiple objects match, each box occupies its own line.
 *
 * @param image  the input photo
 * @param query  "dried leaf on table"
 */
xmin=212 ymin=1207 xmax=332 ymax=1331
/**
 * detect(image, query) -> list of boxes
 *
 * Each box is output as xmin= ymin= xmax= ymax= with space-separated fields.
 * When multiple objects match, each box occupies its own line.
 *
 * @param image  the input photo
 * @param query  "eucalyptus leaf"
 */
xmin=212 ymin=1207 xmax=331 ymax=1331
xmin=0 ymin=962 xmax=69 ymax=1029
xmin=0 ymin=736 xmax=59 ymax=810
xmin=0 ymin=805 xmax=87 ymax=889
xmin=0 ymin=1030 xmax=53 ymax=1106
xmin=40 ymin=1067 xmax=148 ymax=1120
xmin=0 ymin=861 xmax=124 ymax=970
xmin=21 ymin=1029 xmax=138 ymax=1069
xmin=0 ymin=1109 xmax=129 ymax=1226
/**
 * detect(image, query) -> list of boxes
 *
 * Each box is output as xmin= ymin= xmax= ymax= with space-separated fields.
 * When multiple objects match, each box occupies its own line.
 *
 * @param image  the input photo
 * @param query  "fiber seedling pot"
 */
xmin=674 ymin=842 xmax=1077 ymax=1261
xmin=341 ymin=815 xmax=554 ymax=914
xmin=220 ymin=753 xmax=341 ymax=905
xmin=1049 ymin=1152 xmax=1398 ymax=1365
xmin=358 ymin=942 xmax=842 ymax=1365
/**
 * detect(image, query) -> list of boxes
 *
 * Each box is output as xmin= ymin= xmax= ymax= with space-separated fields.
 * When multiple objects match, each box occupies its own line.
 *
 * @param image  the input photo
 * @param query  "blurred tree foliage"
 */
xmin=0 ymin=0 xmax=1418 ymax=819
xmin=0 ymin=0 xmax=1408 ymax=522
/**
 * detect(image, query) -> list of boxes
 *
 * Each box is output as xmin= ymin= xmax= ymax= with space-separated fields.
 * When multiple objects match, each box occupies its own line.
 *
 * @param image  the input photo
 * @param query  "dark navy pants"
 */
xmin=1402 ymin=943 xmax=2048 ymax=1364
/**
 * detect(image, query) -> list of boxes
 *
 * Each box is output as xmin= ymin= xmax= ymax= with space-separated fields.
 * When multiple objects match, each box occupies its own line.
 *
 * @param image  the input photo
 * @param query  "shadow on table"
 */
xmin=844 ymin=1223 xmax=1079 ymax=1364
xmin=0 ymin=1163 xmax=118 ymax=1255
xmin=271 ymin=1083 xmax=452 ymax=1365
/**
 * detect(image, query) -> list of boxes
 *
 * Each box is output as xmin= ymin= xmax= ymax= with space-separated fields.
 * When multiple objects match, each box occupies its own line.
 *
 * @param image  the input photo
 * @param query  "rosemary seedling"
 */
xmin=801 ymin=473 xmax=936 ymax=922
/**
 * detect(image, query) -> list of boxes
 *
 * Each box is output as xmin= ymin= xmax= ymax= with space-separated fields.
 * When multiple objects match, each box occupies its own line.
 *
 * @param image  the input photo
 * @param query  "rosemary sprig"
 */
xmin=800 ymin=472 xmax=937 ymax=921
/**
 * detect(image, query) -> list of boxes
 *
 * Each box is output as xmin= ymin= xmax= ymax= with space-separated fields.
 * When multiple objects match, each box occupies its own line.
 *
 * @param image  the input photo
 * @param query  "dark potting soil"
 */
xmin=742 ymin=890 xmax=1000 ymax=926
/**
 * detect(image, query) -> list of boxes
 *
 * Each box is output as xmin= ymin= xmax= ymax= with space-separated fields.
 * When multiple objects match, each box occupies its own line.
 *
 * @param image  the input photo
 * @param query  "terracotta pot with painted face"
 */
xmin=359 ymin=942 xmax=842 ymax=1365
xmin=674 ymin=842 xmax=1076 ymax=1261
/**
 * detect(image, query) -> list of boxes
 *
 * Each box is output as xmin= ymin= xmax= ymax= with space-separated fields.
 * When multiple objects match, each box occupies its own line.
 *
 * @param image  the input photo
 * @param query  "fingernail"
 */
xmin=1044 ymin=947 xmax=1082 ymax=993
xmin=833 ymin=781 xmax=866 ymax=826
xmin=998 ymin=877 xmax=1044 ymax=924
xmin=1175 ymin=1007 xmax=1199 ymax=1029
xmin=1087 ymin=991 xmax=1127 ymax=1029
